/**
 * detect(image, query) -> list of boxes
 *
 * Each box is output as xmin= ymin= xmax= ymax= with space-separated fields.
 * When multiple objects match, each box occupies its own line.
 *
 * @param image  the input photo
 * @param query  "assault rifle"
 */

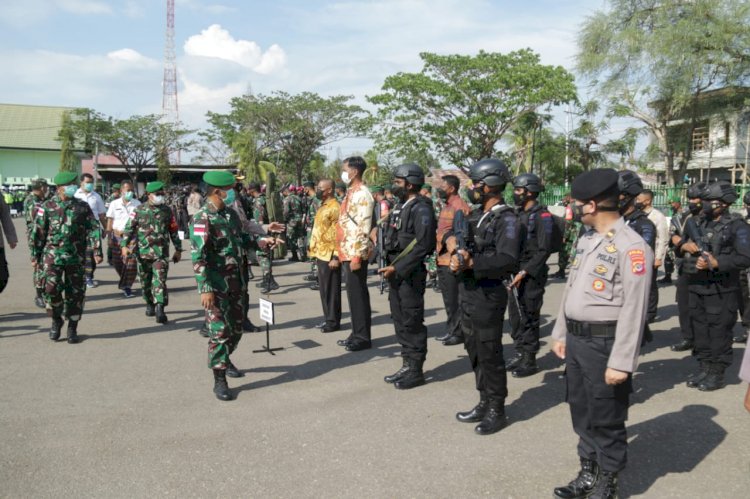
xmin=378 ymin=222 xmax=386 ymax=294
xmin=683 ymin=216 xmax=714 ymax=271
xmin=452 ymin=209 xmax=469 ymax=273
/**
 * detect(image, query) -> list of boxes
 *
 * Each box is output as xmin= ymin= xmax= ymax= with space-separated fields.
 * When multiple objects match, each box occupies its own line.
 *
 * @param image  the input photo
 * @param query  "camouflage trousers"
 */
xmin=206 ymin=275 xmax=244 ymax=370
xmin=426 ymin=252 xmax=437 ymax=276
xmin=286 ymin=225 xmax=304 ymax=254
xmin=250 ymin=249 xmax=274 ymax=276
xmin=84 ymin=248 xmax=97 ymax=280
xmin=138 ymin=258 xmax=169 ymax=305
xmin=42 ymin=263 xmax=86 ymax=321
xmin=26 ymin=236 xmax=44 ymax=290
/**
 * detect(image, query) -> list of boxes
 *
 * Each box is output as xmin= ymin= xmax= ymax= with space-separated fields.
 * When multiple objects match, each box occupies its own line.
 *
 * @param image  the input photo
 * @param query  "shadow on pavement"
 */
xmin=80 ymin=310 xmax=205 ymax=340
xmin=506 ymin=370 xmax=566 ymax=423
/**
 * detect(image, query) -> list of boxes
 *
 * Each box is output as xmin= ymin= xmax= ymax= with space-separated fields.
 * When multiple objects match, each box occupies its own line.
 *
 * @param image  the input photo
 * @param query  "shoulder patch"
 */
xmin=36 ymin=207 xmax=45 ymax=218
xmin=628 ymin=249 xmax=646 ymax=275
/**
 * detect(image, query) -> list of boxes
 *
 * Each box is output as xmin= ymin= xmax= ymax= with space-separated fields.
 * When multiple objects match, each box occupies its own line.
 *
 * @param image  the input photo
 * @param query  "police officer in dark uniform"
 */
xmin=448 ymin=158 xmax=521 ymax=435
xmin=678 ymin=181 xmax=750 ymax=391
xmin=552 ymin=168 xmax=653 ymax=499
xmin=618 ymin=170 xmax=656 ymax=343
xmin=506 ymin=173 xmax=554 ymax=378
xmin=668 ymin=182 xmax=706 ymax=351
xmin=735 ymin=191 xmax=750 ymax=344
xmin=379 ymin=164 xmax=437 ymax=390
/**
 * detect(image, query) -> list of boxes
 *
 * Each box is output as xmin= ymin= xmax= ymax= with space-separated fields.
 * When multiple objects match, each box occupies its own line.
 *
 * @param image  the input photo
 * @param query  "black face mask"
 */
xmin=703 ymin=201 xmax=721 ymax=217
xmin=391 ymin=184 xmax=406 ymax=201
xmin=571 ymin=203 xmax=586 ymax=223
xmin=512 ymin=193 xmax=526 ymax=207
xmin=634 ymin=202 xmax=645 ymax=211
xmin=315 ymin=189 xmax=324 ymax=200
xmin=436 ymin=188 xmax=448 ymax=200
xmin=468 ymin=187 xmax=484 ymax=204
xmin=688 ymin=201 xmax=702 ymax=215
xmin=618 ymin=196 xmax=632 ymax=215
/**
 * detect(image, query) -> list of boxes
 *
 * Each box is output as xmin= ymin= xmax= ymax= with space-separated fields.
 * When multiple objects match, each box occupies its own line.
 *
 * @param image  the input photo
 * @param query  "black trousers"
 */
xmin=0 ymin=247 xmax=8 ymax=294
xmin=389 ymin=268 xmax=427 ymax=361
xmin=675 ymin=271 xmax=692 ymax=341
xmin=738 ymin=270 xmax=750 ymax=328
xmin=688 ymin=289 xmax=737 ymax=368
xmin=317 ymin=258 xmax=341 ymax=328
xmin=437 ymin=265 xmax=462 ymax=338
xmin=508 ymin=266 xmax=548 ymax=354
xmin=343 ymin=261 xmax=371 ymax=343
xmin=460 ymin=278 xmax=508 ymax=404
xmin=647 ymin=268 xmax=658 ymax=323
xmin=566 ymin=333 xmax=631 ymax=473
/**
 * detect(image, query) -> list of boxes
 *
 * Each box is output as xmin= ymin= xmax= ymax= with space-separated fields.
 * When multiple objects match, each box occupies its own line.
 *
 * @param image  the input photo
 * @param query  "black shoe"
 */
xmin=242 ymin=318 xmax=261 ymax=333
xmin=66 ymin=320 xmax=80 ymax=344
xmin=260 ymin=274 xmax=272 ymax=294
xmin=553 ymin=458 xmax=600 ymax=499
xmin=288 ymin=254 xmax=300 ymax=262
xmin=155 ymin=304 xmax=168 ymax=324
xmin=670 ymin=339 xmax=694 ymax=352
xmin=199 ymin=323 xmax=210 ymax=338
xmin=50 ymin=317 xmax=63 ymax=341
xmin=337 ymin=338 xmax=352 ymax=347
xmin=304 ymin=273 xmax=317 ymax=282
xmin=658 ymin=276 xmax=672 ymax=285
xmin=589 ymin=470 xmax=617 ymax=499
xmin=226 ymin=362 xmax=245 ymax=378
xmin=552 ymin=270 xmax=566 ymax=279
xmin=456 ymin=396 xmax=488 ymax=423
xmin=345 ymin=340 xmax=371 ymax=352
xmin=34 ymin=289 xmax=45 ymax=309
xmin=310 ymin=283 xmax=320 ymax=291
xmin=315 ymin=321 xmax=327 ymax=329
xmin=733 ymin=331 xmax=748 ymax=344
xmin=686 ymin=363 xmax=710 ymax=388
xmin=213 ymin=370 xmax=233 ymax=401
xmin=435 ymin=331 xmax=451 ymax=342
xmin=474 ymin=401 xmax=507 ymax=435
xmin=511 ymin=352 xmax=539 ymax=378
xmin=394 ymin=359 xmax=425 ymax=390
xmin=145 ymin=303 xmax=155 ymax=317
xmin=697 ymin=365 xmax=725 ymax=391
xmin=321 ymin=325 xmax=340 ymax=333
xmin=505 ymin=351 xmax=524 ymax=371
xmin=384 ymin=359 xmax=410 ymax=384
xmin=442 ymin=334 xmax=464 ymax=346
xmin=269 ymin=276 xmax=280 ymax=291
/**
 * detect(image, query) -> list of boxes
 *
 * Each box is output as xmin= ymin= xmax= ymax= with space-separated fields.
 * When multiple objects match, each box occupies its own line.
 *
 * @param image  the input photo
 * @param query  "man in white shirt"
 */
xmin=637 ymin=189 xmax=669 ymax=322
xmin=106 ymin=180 xmax=141 ymax=297
xmin=75 ymin=173 xmax=107 ymax=287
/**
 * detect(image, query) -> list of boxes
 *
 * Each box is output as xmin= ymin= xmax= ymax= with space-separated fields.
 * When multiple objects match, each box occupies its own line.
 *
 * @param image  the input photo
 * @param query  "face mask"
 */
xmin=688 ymin=201 xmax=702 ymax=215
xmin=223 ymin=188 xmax=236 ymax=205
xmin=340 ymin=171 xmax=352 ymax=185
xmin=315 ymin=190 xmax=324 ymax=201
xmin=703 ymin=201 xmax=721 ymax=216
xmin=571 ymin=203 xmax=585 ymax=223
xmin=746 ymin=207 xmax=750 ymax=218
xmin=468 ymin=187 xmax=484 ymax=204
xmin=617 ymin=196 xmax=631 ymax=214
xmin=151 ymin=195 xmax=164 ymax=205
xmin=390 ymin=184 xmax=406 ymax=201
xmin=64 ymin=185 xmax=77 ymax=197
xmin=512 ymin=193 xmax=525 ymax=207
xmin=634 ymin=202 xmax=645 ymax=211
xmin=436 ymin=188 xmax=448 ymax=200
xmin=84 ymin=183 xmax=94 ymax=193
xmin=123 ymin=191 xmax=134 ymax=201
xmin=670 ymin=206 xmax=678 ymax=215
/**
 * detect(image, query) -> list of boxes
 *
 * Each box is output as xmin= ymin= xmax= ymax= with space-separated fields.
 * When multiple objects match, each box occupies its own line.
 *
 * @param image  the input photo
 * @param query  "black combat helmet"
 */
xmin=701 ymin=181 xmax=737 ymax=204
xmin=617 ymin=170 xmax=644 ymax=196
xmin=513 ymin=173 xmax=544 ymax=193
xmin=742 ymin=190 xmax=750 ymax=206
xmin=686 ymin=182 xmax=706 ymax=199
xmin=394 ymin=163 xmax=425 ymax=186
xmin=469 ymin=158 xmax=511 ymax=187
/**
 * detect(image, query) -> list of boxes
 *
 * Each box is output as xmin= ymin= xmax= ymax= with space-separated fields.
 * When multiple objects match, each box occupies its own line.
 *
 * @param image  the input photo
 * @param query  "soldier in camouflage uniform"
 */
xmin=282 ymin=184 xmax=305 ymax=262
xmin=121 ymin=181 xmax=183 ymax=325
xmin=420 ymin=184 xmax=441 ymax=290
xmin=303 ymin=181 xmax=321 ymax=285
xmin=248 ymin=183 xmax=279 ymax=293
xmin=190 ymin=171 xmax=256 ymax=401
xmin=32 ymin=171 xmax=102 ymax=344
xmin=24 ymin=179 xmax=49 ymax=308
xmin=554 ymin=195 xmax=581 ymax=279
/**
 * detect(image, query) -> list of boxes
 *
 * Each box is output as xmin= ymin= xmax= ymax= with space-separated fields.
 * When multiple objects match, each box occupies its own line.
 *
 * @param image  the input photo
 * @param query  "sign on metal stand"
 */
xmin=253 ymin=297 xmax=283 ymax=355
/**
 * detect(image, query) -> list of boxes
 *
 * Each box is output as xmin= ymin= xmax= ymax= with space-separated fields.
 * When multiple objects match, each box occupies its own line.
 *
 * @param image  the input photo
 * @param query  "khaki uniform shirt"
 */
xmin=551 ymin=217 xmax=654 ymax=373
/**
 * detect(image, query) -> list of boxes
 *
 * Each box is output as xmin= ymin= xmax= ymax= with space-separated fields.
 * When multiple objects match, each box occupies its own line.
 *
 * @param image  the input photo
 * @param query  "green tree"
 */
xmin=577 ymin=0 xmax=750 ymax=185
xmin=156 ymin=146 xmax=172 ymax=185
xmin=58 ymin=111 xmax=79 ymax=173
xmin=368 ymin=49 xmax=577 ymax=171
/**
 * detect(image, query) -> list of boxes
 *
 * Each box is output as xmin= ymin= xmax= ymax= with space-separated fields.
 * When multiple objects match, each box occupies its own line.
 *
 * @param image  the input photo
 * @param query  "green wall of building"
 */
xmin=0 ymin=149 xmax=74 ymax=185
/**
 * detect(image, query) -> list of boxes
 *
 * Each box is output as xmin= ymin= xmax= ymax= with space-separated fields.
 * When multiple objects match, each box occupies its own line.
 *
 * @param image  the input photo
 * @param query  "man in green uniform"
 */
xmin=303 ymin=181 xmax=321 ymax=286
xmin=121 ymin=181 xmax=183 ymax=324
xmin=282 ymin=184 xmax=305 ymax=262
xmin=248 ymin=183 xmax=279 ymax=294
xmin=24 ymin=179 xmax=49 ymax=308
xmin=32 ymin=172 xmax=102 ymax=343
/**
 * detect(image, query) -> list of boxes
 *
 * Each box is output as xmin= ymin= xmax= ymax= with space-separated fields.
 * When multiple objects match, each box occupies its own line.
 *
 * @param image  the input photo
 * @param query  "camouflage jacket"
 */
xmin=283 ymin=194 xmax=304 ymax=226
xmin=253 ymin=194 xmax=268 ymax=224
xmin=31 ymin=194 xmax=101 ymax=266
xmin=24 ymin=193 xmax=45 ymax=237
xmin=121 ymin=203 xmax=182 ymax=260
xmin=189 ymin=200 xmax=253 ymax=293
xmin=305 ymin=196 xmax=321 ymax=229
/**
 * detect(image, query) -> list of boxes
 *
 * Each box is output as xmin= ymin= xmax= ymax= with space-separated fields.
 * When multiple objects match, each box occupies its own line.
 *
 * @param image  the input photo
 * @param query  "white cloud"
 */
xmin=184 ymin=24 xmax=287 ymax=74
xmin=179 ymin=75 xmax=247 ymax=126
xmin=106 ymin=48 xmax=158 ymax=66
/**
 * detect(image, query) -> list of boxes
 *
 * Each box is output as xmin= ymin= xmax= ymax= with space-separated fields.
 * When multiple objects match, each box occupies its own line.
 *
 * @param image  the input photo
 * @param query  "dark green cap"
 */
xmin=421 ymin=184 xmax=432 ymax=191
xmin=31 ymin=179 xmax=48 ymax=189
xmin=203 ymin=170 xmax=235 ymax=187
xmin=368 ymin=185 xmax=381 ymax=193
xmin=146 ymin=181 xmax=165 ymax=193
xmin=112 ymin=183 xmax=121 ymax=189
xmin=53 ymin=171 xmax=78 ymax=186
xmin=669 ymin=196 xmax=680 ymax=203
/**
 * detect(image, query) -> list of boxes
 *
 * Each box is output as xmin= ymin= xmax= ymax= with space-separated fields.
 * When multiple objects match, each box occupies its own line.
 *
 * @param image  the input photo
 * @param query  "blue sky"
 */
xmin=0 ymin=0 xmax=612 ymax=158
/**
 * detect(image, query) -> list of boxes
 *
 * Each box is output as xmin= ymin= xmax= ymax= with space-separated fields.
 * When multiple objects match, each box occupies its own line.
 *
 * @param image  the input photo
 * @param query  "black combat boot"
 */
xmin=242 ymin=317 xmax=261 ymax=333
xmin=310 ymin=281 xmax=319 ymax=291
xmin=66 ymin=320 xmax=80 ymax=344
xmin=260 ymin=274 xmax=272 ymax=294
xmin=553 ymin=457 xmax=600 ymax=499
xmin=384 ymin=358 xmax=409 ymax=384
xmin=442 ymin=334 xmax=464 ymax=346
xmin=34 ymin=289 xmax=45 ymax=309
xmin=511 ymin=352 xmax=539 ymax=378
xmin=199 ymin=322 xmax=210 ymax=338
xmin=269 ymin=275 xmax=280 ymax=291
xmin=686 ymin=362 xmax=710 ymax=388
xmin=505 ymin=351 xmax=524 ymax=371
xmin=50 ymin=316 xmax=63 ymax=341
xmin=288 ymin=251 xmax=299 ymax=262
xmin=145 ymin=303 xmax=155 ymax=317
xmin=733 ymin=329 xmax=748 ymax=344
xmin=589 ymin=470 xmax=617 ymax=499
xmin=212 ymin=369 xmax=233 ymax=401
xmin=670 ymin=338 xmax=693 ymax=352
xmin=456 ymin=394 xmax=488 ymax=423
xmin=304 ymin=272 xmax=317 ymax=282
xmin=474 ymin=399 xmax=507 ymax=435
xmin=155 ymin=304 xmax=168 ymax=324
xmin=435 ymin=331 xmax=451 ymax=342
xmin=697 ymin=364 xmax=726 ymax=392
xmin=394 ymin=359 xmax=425 ymax=390
xmin=552 ymin=269 xmax=566 ymax=279
xmin=226 ymin=361 xmax=245 ymax=378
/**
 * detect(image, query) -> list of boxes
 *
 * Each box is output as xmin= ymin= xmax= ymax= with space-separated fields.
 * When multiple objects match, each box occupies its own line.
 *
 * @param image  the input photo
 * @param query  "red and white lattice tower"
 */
xmin=162 ymin=0 xmax=180 ymax=164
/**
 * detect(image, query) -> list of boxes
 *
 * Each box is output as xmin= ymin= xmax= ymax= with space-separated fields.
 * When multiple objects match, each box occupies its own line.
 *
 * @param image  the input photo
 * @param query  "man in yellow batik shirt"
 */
xmin=309 ymin=179 xmax=341 ymax=332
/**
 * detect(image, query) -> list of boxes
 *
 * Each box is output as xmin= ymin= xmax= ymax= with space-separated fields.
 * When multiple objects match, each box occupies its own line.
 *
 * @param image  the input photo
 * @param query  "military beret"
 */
xmin=146 ymin=181 xmax=165 ymax=193
xmin=368 ymin=185 xmax=381 ymax=193
xmin=31 ymin=179 xmax=48 ymax=189
xmin=571 ymin=169 xmax=619 ymax=202
xmin=421 ymin=184 xmax=432 ymax=191
xmin=53 ymin=171 xmax=79 ymax=186
xmin=203 ymin=170 xmax=235 ymax=187
xmin=112 ymin=183 xmax=121 ymax=189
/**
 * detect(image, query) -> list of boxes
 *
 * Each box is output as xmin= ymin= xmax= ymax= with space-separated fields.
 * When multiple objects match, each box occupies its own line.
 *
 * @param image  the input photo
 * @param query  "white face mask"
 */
xmin=151 ymin=195 xmax=164 ymax=205
xmin=340 ymin=171 xmax=352 ymax=185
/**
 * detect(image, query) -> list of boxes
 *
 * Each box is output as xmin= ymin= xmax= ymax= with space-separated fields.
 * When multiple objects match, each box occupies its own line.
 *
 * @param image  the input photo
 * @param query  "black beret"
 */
xmin=571 ymin=169 xmax=620 ymax=202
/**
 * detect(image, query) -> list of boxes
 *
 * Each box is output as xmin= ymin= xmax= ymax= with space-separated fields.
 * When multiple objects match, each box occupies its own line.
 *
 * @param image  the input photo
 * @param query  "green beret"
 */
xmin=670 ymin=196 xmax=681 ymax=203
xmin=203 ymin=170 xmax=235 ymax=187
xmin=368 ymin=185 xmax=380 ymax=193
xmin=112 ymin=183 xmax=121 ymax=189
xmin=146 ymin=181 xmax=165 ymax=193
xmin=53 ymin=171 xmax=79 ymax=186
xmin=421 ymin=184 xmax=432 ymax=191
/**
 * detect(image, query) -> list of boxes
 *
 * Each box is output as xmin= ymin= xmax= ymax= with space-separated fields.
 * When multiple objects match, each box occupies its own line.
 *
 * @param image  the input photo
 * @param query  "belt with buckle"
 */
xmin=566 ymin=319 xmax=617 ymax=338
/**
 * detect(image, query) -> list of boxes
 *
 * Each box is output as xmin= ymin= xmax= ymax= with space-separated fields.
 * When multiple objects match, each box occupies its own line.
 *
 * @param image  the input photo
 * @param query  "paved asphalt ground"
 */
xmin=1 ymin=217 xmax=748 ymax=498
